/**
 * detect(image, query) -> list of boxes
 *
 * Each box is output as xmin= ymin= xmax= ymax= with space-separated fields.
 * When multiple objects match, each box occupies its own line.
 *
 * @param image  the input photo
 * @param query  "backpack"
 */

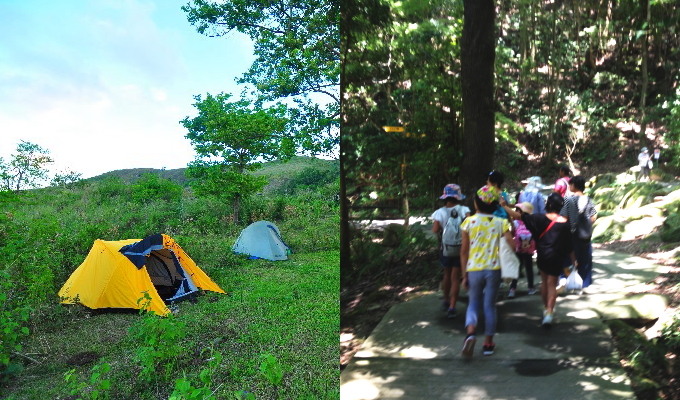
xmin=576 ymin=196 xmax=593 ymax=241
xmin=442 ymin=206 xmax=464 ymax=257
xmin=514 ymin=220 xmax=535 ymax=254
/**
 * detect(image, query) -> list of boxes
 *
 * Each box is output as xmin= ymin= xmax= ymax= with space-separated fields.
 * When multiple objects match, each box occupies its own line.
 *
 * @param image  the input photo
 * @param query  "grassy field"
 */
xmin=0 ymin=162 xmax=339 ymax=400
xmin=4 ymin=251 xmax=338 ymax=400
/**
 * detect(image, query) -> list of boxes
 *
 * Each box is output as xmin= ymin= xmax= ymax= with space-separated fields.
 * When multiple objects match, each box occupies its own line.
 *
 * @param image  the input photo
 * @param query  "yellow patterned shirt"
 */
xmin=460 ymin=214 xmax=511 ymax=272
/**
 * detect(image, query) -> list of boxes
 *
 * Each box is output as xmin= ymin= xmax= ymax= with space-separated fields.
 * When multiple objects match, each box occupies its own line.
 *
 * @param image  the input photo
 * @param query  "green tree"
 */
xmin=182 ymin=0 xmax=339 ymax=156
xmin=181 ymin=93 xmax=291 ymax=225
xmin=50 ymin=169 xmax=83 ymax=188
xmin=0 ymin=141 xmax=53 ymax=192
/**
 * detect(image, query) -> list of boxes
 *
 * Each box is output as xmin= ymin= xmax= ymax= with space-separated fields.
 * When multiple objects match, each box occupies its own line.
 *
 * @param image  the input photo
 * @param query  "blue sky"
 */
xmin=0 ymin=0 xmax=256 ymax=178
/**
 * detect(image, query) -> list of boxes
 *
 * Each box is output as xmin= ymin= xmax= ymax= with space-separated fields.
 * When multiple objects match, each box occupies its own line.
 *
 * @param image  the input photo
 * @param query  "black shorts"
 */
xmin=440 ymin=254 xmax=462 ymax=269
xmin=537 ymin=256 xmax=563 ymax=277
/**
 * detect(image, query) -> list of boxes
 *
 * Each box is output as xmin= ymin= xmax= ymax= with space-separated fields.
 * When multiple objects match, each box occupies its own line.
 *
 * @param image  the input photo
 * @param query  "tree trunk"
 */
xmin=638 ymin=0 xmax=651 ymax=146
xmin=519 ymin=0 xmax=529 ymax=84
xmin=401 ymin=154 xmax=410 ymax=227
xmin=340 ymin=26 xmax=351 ymax=277
xmin=546 ymin=8 xmax=559 ymax=164
xmin=233 ymin=194 xmax=241 ymax=225
xmin=460 ymin=0 xmax=496 ymax=199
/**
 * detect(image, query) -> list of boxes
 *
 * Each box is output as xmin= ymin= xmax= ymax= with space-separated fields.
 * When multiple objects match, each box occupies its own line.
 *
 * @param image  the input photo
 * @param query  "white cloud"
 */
xmin=0 ymin=0 xmax=256 ymax=178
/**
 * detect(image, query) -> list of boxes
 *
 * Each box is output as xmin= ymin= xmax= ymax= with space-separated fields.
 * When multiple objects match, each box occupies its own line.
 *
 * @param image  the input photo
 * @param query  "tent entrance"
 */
xmin=145 ymin=249 xmax=198 ymax=302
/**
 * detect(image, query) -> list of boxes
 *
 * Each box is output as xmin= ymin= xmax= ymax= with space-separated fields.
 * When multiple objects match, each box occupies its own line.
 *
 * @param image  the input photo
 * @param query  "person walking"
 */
xmin=460 ymin=185 xmax=513 ymax=358
xmin=518 ymin=176 xmax=546 ymax=214
xmin=554 ymin=165 xmax=572 ymax=197
xmin=507 ymin=202 xmax=536 ymax=298
xmin=638 ymin=147 xmax=651 ymax=182
xmin=501 ymin=193 xmax=576 ymax=327
xmin=560 ymin=175 xmax=597 ymax=289
xmin=431 ymin=184 xmax=470 ymax=318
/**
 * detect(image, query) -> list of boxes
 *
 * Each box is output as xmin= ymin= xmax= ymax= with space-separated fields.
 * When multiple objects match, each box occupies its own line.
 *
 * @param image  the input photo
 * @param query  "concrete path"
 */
xmin=341 ymin=249 xmax=673 ymax=400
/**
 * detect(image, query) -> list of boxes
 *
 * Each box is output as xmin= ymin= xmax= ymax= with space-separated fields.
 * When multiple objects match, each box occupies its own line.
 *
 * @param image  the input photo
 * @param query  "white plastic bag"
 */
xmin=565 ymin=266 xmax=583 ymax=292
xmin=499 ymin=234 xmax=519 ymax=281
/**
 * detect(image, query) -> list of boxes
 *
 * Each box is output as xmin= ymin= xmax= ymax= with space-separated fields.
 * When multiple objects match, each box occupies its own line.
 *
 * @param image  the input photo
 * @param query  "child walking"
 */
xmin=460 ymin=185 xmax=513 ymax=358
xmin=508 ymin=202 xmax=536 ymax=298
xmin=431 ymin=184 xmax=470 ymax=318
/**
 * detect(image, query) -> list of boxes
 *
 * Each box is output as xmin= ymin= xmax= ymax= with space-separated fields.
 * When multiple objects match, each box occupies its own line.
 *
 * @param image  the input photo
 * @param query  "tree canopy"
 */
xmin=0 ymin=141 xmax=53 ymax=192
xmin=182 ymin=0 xmax=340 ymax=156
xmin=181 ymin=93 xmax=290 ymax=224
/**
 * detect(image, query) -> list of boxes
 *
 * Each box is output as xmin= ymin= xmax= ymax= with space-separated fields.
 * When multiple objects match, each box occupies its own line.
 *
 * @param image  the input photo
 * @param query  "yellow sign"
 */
xmin=383 ymin=126 xmax=405 ymax=132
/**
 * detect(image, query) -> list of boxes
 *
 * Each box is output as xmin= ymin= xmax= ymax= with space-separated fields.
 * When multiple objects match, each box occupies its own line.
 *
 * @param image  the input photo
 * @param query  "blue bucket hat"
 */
xmin=440 ymin=184 xmax=466 ymax=200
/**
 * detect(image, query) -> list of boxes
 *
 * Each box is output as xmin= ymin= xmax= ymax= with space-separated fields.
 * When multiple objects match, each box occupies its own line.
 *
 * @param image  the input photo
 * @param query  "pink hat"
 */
xmin=439 ymin=184 xmax=466 ymax=200
xmin=515 ymin=201 xmax=534 ymax=214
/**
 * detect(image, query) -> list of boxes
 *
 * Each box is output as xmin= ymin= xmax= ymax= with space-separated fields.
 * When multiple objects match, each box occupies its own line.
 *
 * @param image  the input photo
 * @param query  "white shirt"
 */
xmin=639 ymin=152 xmax=650 ymax=167
xmin=431 ymin=205 xmax=471 ymax=229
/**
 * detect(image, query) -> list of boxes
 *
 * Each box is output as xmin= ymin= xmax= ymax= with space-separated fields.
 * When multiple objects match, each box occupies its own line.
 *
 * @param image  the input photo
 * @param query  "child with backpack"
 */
xmin=431 ymin=184 xmax=470 ymax=318
xmin=507 ymin=202 xmax=536 ymax=298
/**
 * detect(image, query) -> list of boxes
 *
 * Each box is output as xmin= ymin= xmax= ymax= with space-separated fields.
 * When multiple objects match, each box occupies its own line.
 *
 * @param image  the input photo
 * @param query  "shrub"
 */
xmin=128 ymin=293 xmax=187 ymax=382
xmin=0 ymin=271 xmax=31 ymax=380
xmin=131 ymin=173 xmax=183 ymax=204
xmin=63 ymin=362 xmax=112 ymax=400
xmin=92 ymin=176 xmax=129 ymax=204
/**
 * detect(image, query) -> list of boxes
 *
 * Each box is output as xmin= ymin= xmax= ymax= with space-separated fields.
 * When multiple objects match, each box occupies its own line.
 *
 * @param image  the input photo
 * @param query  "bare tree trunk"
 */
xmin=401 ymin=155 xmax=410 ymax=227
xmin=638 ymin=0 xmax=651 ymax=146
xmin=340 ymin=150 xmax=350 ymax=274
xmin=519 ymin=0 xmax=529 ymax=84
xmin=546 ymin=8 xmax=558 ymax=164
xmin=340 ymin=28 xmax=351 ymax=276
xmin=233 ymin=194 xmax=241 ymax=225
xmin=460 ymin=0 xmax=496 ymax=199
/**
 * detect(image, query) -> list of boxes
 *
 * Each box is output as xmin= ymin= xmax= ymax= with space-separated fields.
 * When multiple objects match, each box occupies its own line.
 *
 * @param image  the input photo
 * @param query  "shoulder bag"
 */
xmin=498 ymin=218 xmax=520 ymax=281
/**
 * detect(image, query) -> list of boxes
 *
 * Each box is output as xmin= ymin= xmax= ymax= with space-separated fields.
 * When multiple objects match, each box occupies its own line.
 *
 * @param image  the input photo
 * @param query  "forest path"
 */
xmin=341 ymin=249 xmax=673 ymax=400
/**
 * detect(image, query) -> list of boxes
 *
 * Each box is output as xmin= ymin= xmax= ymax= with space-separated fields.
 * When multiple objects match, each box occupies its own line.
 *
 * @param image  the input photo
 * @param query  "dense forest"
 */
xmin=340 ymin=1 xmax=680 ymax=398
xmin=342 ymin=0 xmax=680 ymax=218
xmin=0 ymin=158 xmax=340 ymax=399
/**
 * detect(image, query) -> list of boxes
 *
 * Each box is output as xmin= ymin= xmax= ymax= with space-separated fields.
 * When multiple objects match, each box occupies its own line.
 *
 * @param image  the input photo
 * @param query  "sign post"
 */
xmin=654 ymin=149 xmax=660 ymax=168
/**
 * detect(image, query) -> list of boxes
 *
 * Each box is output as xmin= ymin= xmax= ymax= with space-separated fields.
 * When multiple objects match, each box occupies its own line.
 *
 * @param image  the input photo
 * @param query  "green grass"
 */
xmin=1 ymin=251 xmax=339 ymax=400
xmin=0 ymin=168 xmax=339 ymax=400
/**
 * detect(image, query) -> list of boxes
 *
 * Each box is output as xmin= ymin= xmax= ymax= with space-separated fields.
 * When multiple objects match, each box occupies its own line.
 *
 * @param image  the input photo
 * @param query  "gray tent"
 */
xmin=233 ymin=221 xmax=290 ymax=261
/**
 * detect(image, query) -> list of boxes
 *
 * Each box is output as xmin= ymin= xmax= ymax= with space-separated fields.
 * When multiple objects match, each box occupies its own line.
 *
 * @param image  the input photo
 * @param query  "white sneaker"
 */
xmin=462 ymin=335 xmax=476 ymax=359
xmin=542 ymin=312 xmax=553 ymax=326
xmin=507 ymin=289 xmax=516 ymax=299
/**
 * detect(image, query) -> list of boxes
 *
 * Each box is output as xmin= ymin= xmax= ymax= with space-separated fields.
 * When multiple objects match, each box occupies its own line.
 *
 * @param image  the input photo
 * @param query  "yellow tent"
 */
xmin=58 ymin=234 xmax=224 ymax=316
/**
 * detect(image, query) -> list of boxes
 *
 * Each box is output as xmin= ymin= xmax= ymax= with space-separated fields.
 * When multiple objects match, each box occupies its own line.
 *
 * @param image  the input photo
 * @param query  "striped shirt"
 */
xmin=560 ymin=195 xmax=597 ymax=233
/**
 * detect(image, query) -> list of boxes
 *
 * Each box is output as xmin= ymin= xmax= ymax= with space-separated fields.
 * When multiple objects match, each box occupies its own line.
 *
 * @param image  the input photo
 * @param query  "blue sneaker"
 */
xmin=447 ymin=308 xmax=459 ymax=319
xmin=440 ymin=301 xmax=450 ymax=311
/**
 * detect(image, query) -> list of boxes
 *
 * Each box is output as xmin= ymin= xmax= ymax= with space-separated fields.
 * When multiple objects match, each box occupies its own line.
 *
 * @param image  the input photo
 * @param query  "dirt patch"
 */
xmin=340 ymin=264 xmax=438 ymax=370
xmin=65 ymin=351 xmax=100 ymax=367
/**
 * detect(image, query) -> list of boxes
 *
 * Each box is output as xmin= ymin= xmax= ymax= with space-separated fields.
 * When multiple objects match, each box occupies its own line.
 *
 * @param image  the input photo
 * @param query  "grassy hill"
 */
xmin=89 ymin=156 xmax=339 ymax=190
xmin=0 ymin=166 xmax=339 ymax=399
